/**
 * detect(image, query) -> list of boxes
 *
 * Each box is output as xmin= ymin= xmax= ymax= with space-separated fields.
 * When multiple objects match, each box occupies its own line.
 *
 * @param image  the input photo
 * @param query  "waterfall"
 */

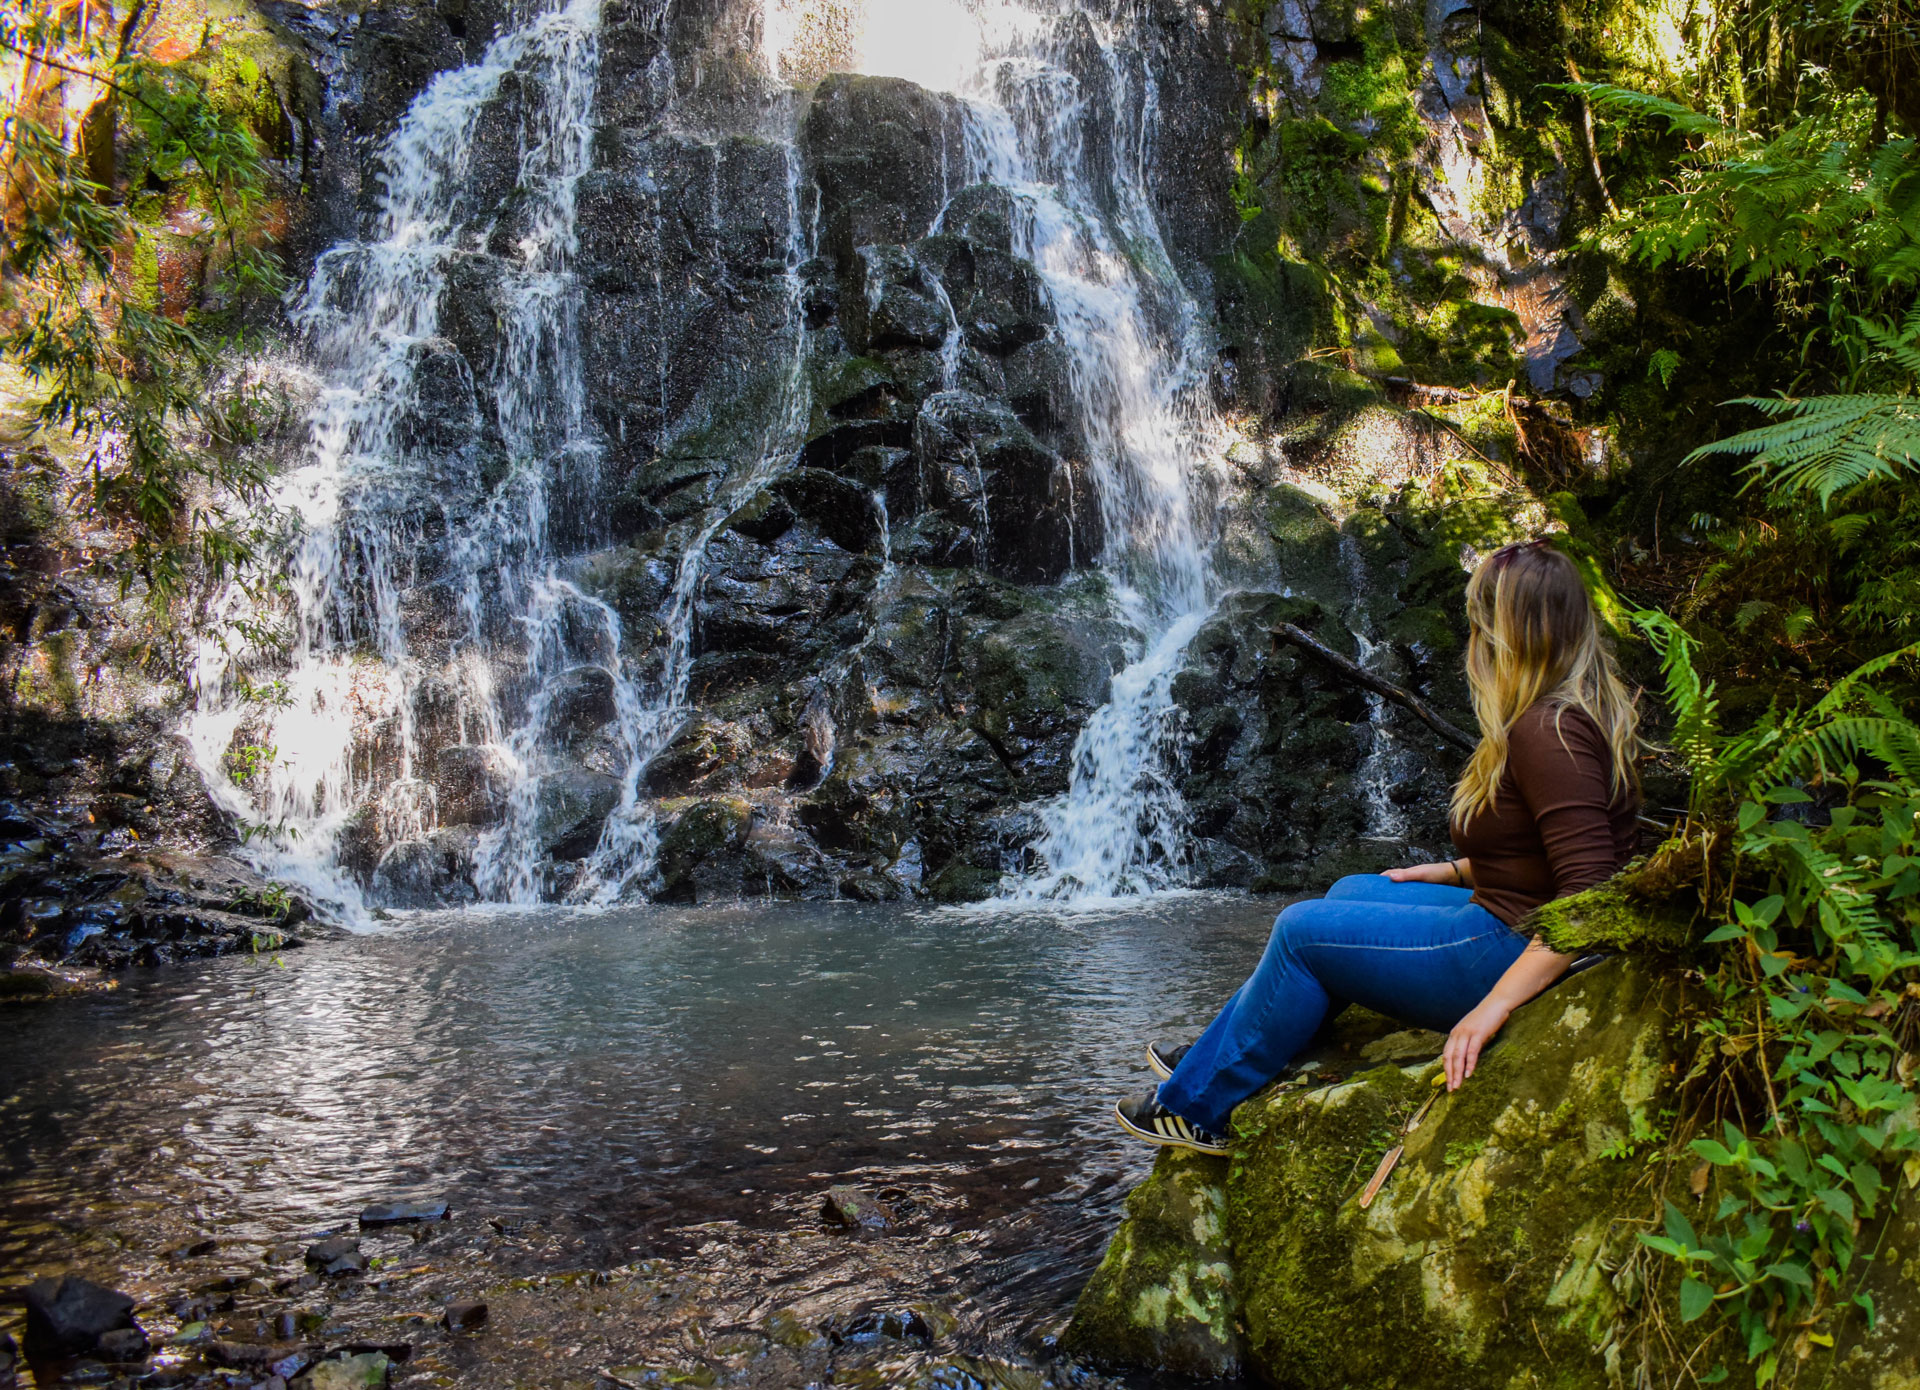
xmin=192 ymin=0 xmax=1233 ymax=914
xmin=780 ymin=1 xmax=1229 ymax=900
xmin=189 ymin=0 xmax=615 ymax=916
xmin=190 ymin=0 xmax=824 ymax=915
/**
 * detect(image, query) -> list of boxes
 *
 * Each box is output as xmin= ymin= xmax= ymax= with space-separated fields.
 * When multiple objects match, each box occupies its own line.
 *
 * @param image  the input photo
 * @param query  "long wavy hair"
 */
xmin=1450 ymin=541 xmax=1642 ymax=825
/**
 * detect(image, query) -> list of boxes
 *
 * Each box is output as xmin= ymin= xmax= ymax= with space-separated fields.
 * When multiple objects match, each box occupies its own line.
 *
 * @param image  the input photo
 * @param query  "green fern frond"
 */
xmin=1688 ymin=395 xmax=1920 ymax=505
xmin=1563 ymin=82 xmax=1727 ymax=136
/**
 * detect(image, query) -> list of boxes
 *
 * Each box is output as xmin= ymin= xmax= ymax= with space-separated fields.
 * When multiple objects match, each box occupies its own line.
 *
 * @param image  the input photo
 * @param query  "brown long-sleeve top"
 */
xmin=1449 ymin=700 xmax=1638 ymax=928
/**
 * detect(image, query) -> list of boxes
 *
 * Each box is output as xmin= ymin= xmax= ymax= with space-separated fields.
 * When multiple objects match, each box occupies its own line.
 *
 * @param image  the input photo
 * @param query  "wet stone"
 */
xmin=822 ymin=1186 xmax=895 ymax=1230
xmin=359 ymin=1197 xmax=450 ymax=1227
xmin=94 ymin=1327 xmax=149 ymax=1363
xmin=304 ymin=1350 xmax=392 ymax=1389
xmin=22 ymin=1275 xmax=137 ymax=1359
xmin=305 ymin=1236 xmax=366 ymax=1276
xmin=823 ymin=1306 xmax=933 ymax=1345
xmin=441 ymin=1301 xmax=488 ymax=1331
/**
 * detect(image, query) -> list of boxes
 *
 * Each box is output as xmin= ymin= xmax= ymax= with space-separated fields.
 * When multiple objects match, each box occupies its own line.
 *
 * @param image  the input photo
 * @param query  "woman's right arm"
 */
xmin=1382 ymin=859 xmax=1473 ymax=887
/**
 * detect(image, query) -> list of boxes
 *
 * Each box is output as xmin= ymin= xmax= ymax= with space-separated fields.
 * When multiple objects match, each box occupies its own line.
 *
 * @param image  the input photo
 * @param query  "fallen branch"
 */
xmin=1269 ymin=622 xmax=1478 ymax=753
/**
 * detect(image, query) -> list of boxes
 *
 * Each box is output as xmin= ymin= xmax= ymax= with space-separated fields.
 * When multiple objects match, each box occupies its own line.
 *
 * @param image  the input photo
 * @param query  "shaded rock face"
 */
xmin=1068 ymin=960 xmax=1705 ymax=1387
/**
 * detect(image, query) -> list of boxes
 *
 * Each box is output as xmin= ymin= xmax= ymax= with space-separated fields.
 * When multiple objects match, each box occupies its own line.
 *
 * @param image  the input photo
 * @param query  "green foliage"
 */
xmin=224 ymin=741 xmax=277 ymax=785
xmin=1634 ymin=609 xmax=1920 ymax=817
xmin=1629 ymin=610 xmax=1920 ymax=1377
xmin=1 ymin=5 xmax=287 ymax=614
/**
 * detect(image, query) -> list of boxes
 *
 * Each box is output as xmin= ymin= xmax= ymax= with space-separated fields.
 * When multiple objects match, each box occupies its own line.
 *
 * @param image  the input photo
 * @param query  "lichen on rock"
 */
xmin=1061 ymin=1148 xmax=1243 ymax=1379
xmin=1070 ymin=958 xmax=1693 ymax=1387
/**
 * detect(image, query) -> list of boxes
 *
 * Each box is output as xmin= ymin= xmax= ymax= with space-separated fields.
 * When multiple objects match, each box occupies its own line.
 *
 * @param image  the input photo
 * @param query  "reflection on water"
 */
xmin=0 ymin=897 xmax=1277 ymax=1361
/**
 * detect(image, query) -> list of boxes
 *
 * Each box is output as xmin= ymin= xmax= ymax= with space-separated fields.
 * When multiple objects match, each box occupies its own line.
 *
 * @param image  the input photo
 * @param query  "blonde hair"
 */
xmin=1450 ymin=541 xmax=1642 ymax=826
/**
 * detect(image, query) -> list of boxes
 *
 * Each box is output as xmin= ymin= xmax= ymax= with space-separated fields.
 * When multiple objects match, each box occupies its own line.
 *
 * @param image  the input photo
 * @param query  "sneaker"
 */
xmin=1113 ymin=1090 xmax=1229 ymax=1156
xmin=1145 ymin=1040 xmax=1190 ymax=1081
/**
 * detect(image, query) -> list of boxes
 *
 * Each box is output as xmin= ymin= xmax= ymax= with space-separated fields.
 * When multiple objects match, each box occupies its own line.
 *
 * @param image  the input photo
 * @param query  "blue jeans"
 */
xmin=1157 ymin=875 xmax=1527 ymax=1134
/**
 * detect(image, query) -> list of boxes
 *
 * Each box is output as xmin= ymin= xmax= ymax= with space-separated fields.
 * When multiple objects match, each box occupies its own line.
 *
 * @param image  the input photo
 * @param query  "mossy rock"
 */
xmin=1072 ymin=958 xmax=1694 ymax=1387
xmin=1061 ymin=1149 xmax=1242 ymax=1378
xmin=924 ymin=861 xmax=1000 ymax=904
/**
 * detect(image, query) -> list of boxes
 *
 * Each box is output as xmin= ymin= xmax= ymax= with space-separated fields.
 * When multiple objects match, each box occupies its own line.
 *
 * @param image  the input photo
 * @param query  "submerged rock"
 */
xmin=822 ymin=1186 xmax=896 ymax=1231
xmin=358 ymin=1198 xmax=450 ymax=1227
xmin=305 ymin=1236 xmax=366 ymax=1276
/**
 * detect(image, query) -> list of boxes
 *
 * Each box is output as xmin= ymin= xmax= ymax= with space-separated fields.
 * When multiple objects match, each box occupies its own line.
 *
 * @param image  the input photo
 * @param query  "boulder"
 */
xmin=432 ymin=744 xmax=510 ymax=826
xmin=305 ymin=1236 xmax=366 ymax=1276
xmin=1066 ymin=959 xmax=1694 ymax=1386
xmin=1061 ymin=1150 xmax=1240 ymax=1378
xmin=541 ymin=666 xmax=619 ymax=741
xmin=529 ymin=770 xmax=621 ymax=861
xmin=370 ymin=831 xmax=476 ymax=909
xmin=821 ymin=1186 xmax=895 ymax=1230
xmin=653 ymin=799 xmax=752 ymax=903
xmin=800 ymin=75 xmax=968 ymax=259
xmin=844 ymin=245 xmax=951 ymax=354
xmin=23 ymin=1276 xmax=138 ymax=1359
xmin=938 ymin=183 xmax=1016 ymax=252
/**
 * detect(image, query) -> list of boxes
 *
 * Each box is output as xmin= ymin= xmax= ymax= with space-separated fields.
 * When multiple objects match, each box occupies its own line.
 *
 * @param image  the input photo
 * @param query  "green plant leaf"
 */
xmin=1679 ymin=1275 xmax=1716 ymax=1322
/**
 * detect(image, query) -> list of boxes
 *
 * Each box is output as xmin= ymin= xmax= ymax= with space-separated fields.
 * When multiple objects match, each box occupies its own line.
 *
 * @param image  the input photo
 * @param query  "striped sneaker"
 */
xmin=1146 ymin=1040 xmax=1190 ymax=1081
xmin=1113 ymin=1091 xmax=1228 ymax=1156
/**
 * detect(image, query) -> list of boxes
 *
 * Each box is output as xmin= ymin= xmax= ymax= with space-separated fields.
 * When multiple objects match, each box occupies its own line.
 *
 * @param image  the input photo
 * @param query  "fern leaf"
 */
xmin=1688 ymin=395 xmax=1920 ymax=505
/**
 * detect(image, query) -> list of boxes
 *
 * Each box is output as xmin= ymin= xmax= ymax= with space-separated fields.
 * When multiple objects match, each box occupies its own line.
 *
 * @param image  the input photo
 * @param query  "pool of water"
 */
xmin=0 ymin=895 xmax=1284 ymax=1385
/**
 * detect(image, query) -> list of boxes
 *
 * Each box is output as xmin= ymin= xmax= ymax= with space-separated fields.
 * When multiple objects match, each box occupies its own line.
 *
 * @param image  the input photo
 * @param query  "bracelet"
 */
xmin=1448 ymin=859 xmax=1463 ymax=885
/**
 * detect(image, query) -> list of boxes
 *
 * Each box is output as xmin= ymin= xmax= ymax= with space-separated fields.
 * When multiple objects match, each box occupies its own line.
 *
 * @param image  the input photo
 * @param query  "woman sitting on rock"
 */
xmin=1116 ymin=541 xmax=1643 ymax=1155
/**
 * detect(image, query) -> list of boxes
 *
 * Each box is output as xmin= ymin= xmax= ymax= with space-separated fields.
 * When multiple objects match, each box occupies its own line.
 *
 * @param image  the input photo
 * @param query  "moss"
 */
xmin=1529 ymin=876 xmax=1699 ymax=954
xmin=1061 ymin=1149 xmax=1241 ymax=1378
xmin=1220 ymin=960 xmax=1687 ymax=1388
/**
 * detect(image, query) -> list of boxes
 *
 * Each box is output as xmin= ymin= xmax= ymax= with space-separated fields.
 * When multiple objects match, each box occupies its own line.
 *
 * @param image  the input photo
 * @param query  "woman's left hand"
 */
xmin=1444 ymin=997 xmax=1512 ymax=1091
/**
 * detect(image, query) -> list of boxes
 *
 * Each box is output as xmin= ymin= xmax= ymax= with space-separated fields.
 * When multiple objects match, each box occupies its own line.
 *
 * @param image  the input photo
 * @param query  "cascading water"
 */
xmin=191 ymin=0 xmax=821 ymax=915
xmin=774 ymin=1 xmax=1230 ymax=900
xmin=189 ymin=0 xmax=618 ymax=914
xmin=192 ymin=0 xmax=1243 ymax=914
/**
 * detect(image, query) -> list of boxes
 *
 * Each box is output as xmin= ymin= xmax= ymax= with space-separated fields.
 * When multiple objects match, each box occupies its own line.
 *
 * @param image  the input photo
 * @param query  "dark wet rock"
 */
xmin=306 ymin=1235 xmax=367 ymax=1276
xmin=770 ymin=469 xmax=881 ymax=554
xmin=22 ymin=1275 xmax=138 ymax=1359
xmin=94 ymin=1327 xmax=149 ymax=1363
xmin=653 ymin=798 xmax=752 ymax=904
xmin=432 ymin=744 xmax=511 ymax=826
xmin=822 ymin=1305 xmax=932 ymax=1345
xmin=372 ymin=830 xmax=477 ymax=909
xmin=441 ymin=1301 xmax=488 ymax=1332
xmin=939 ymin=184 xmax=1016 ymax=252
xmin=800 ymin=74 xmax=968 ymax=260
xmin=530 ymin=771 xmax=621 ymax=861
xmin=209 ymin=1339 xmax=306 ymax=1372
xmin=166 ymin=1238 xmax=220 ymax=1260
xmin=359 ymin=1198 xmax=450 ymax=1227
xmin=904 ymin=391 xmax=1097 ymax=582
xmin=724 ymin=487 xmax=797 ymax=544
xmin=543 ymin=666 xmax=619 ymax=740
xmin=822 ymin=1186 xmax=895 ymax=1230
xmin=917 ymin=235 xmax=1052 ymax=355
xmin=844 ymin=245 xmax=951 ymax=354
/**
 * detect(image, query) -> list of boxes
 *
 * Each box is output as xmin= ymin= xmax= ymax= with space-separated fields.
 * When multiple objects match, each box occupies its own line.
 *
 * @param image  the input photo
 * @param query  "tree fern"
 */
xmin=1687 ymin=394 xmax=1920 ymax=505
